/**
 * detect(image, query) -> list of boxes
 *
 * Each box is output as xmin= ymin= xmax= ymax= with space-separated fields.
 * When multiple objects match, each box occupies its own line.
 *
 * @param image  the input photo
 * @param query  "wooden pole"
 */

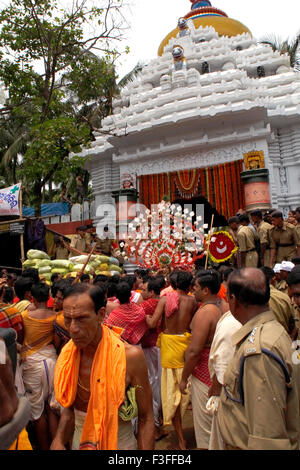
xmin=73 ymin=244 xmax=96 ymax=284
xmin=205 ymin=214 xmax=215 ymax=270
xmin=19 ymin=185 xmax=25 ymax=264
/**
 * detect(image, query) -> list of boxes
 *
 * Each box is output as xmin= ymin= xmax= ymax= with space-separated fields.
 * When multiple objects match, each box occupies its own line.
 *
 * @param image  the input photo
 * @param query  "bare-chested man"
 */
xmin=146 ymin=271 xmax=198 ymax=450
xmin=51 ymin=283 xmax=155 ymax=450
xmin=179 ymin=270 xmax=228 ymax=450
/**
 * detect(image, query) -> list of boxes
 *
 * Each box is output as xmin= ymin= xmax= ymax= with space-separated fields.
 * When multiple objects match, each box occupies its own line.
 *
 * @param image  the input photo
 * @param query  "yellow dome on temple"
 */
xmin=158 ymin=1 xmax=252 ymax=56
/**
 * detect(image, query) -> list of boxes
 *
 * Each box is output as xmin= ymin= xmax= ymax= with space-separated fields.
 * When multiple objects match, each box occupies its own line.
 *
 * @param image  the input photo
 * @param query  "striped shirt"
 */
xmin=0 ymin=303 xmax=23 ymax=337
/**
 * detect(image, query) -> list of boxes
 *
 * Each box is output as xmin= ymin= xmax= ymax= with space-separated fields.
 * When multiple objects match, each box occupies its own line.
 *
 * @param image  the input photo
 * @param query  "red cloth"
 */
xmin=160 ymin=286 xmax=174 ymax=297
xmin=0 ymin=303 xmax=23 ymax=337
xmin=13 ymin=297 xmax=53 ymax=307
xmin=104 ymin=303 xmax=147 ymax=345
xmin=218 ymin=284 xmax=227 ymax=301
xmin=107 ymin=292 xmax=139 ymax=305
xmin=165 ymin=291 xmax=179 ymax=318
xmin=192 ymin=347 xmax=212 ymax=387
xmin=130 ymin=291 xmax=140 ymax=304
xmin=140 ymin=298 xmax=160 ymax=349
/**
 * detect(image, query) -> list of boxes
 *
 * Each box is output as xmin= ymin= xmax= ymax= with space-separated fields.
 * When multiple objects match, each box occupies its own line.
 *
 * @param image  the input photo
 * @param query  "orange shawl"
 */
xmin=54 ymin=325 xmax=126 ymax=450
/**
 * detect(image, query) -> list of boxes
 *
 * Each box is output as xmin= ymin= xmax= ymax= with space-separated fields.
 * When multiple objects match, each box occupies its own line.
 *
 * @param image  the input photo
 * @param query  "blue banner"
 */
xmin=23 ymin=202 xmax=70 ymax=217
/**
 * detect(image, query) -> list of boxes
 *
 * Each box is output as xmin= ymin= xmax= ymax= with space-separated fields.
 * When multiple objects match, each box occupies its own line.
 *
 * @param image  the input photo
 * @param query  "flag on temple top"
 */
xmin=0 ymin=183 xmax=22 ymax=216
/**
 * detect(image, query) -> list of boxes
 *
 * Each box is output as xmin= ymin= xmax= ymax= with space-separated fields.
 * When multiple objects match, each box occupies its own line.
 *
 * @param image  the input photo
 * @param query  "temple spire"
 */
xmin=190 ymin=0 xmax=212 ymax=10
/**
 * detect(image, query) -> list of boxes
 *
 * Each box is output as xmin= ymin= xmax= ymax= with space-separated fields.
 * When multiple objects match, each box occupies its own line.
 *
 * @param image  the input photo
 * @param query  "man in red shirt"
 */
xmin=0 ymin=281 xmax=24 ymax=344
xmin=140 ymin=278 xmax=167 ymax=441
xmin=105 ymin=282 xmax=147 ymax=345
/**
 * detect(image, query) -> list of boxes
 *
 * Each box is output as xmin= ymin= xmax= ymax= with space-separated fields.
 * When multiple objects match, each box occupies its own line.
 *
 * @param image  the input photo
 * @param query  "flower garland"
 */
xmin=207 ymin=230 xmax=237 ymax=264
xmin=125 ymin=201 xmax=205 ymax=269
xmin=174 ymin=170 xmax=200 ymax=199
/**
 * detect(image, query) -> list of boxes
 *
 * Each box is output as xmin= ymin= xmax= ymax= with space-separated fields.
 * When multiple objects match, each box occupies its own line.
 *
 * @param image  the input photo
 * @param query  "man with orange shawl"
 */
xmin=51 ymin=283 xmax=155 ymax=451
xmin=146 ymin=271 xmax=198 ymax=450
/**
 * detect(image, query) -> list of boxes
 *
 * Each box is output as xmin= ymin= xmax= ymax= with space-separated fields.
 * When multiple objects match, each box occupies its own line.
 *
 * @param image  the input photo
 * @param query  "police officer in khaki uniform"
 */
xmin=261 ymin=267 xmax=296 ymax=337
xmin=287 ymin=267 xmax=300 ymax=339
xmin=218 ymin=268 xmax=299 ymax=450
xmin=276 ymin=261 xmax=295 ymax=295
xmin=286 ymin=267 xmax=300 ymax=429
xmin=270 ymin=211 xmax=300 ymax=266
xmin=85 ymin=224 xmax=94 ymax=246
xmin=49 ymin=235 xmax=70 ymax=260
xmin=251 ymin=210 xmax=272 ymax=267
xmin=69 ymin=226 xmax=89 ymax=255
xmin=295 ymin=208 xmax=300 ymax=242
xmin=237 ymin=214 xmax=258 ymax=268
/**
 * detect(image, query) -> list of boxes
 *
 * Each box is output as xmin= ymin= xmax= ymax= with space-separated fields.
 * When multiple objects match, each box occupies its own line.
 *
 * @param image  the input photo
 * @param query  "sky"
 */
xmin=115 ymin=0 xmax=300 ymax=79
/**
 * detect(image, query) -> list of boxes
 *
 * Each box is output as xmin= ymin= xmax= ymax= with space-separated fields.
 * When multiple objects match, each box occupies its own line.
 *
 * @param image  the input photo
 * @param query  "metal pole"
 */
xmin=19 ymin=185 xmax=25 ymax=264
xmin=205 ymin=214 xmax=215 ymax=270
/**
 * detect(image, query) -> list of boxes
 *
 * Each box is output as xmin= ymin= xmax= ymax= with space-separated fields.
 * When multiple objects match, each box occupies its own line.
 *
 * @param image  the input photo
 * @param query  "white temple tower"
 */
xmin=82 ymin=0 xmax=300 ymax=233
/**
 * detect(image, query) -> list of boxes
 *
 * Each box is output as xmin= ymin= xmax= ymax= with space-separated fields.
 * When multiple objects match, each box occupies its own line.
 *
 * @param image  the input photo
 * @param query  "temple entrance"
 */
xmin=138 ymin=160 xmax=245 ymax=222
xmin=173 ymin=195 xmax=228 ymax=228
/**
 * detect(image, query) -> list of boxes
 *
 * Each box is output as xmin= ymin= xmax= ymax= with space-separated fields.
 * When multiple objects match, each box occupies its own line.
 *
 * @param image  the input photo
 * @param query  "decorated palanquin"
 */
xmin=139 ymin=160 xmax=245 ymax=220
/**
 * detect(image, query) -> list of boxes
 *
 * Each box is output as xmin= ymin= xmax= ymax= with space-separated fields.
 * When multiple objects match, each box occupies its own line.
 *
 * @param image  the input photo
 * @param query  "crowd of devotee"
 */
xmin=0 ymin=207 xmax=300 ymax=451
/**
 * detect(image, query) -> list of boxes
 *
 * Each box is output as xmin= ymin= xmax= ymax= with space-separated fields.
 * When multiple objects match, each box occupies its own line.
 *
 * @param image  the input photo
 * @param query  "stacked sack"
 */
xmin=22 ymin=250 xmax=74 ymax=282
xmin=69 ymin=255 xmax=123 ymax=277
xmin=22 ymin=250 xmax=123 ymax=283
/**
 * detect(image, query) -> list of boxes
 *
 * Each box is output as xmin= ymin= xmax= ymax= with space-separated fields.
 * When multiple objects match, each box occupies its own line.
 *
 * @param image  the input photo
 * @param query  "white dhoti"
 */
xmin=207 ymin=311 xmax=242 ymax=451
xmin=72 ymin=410 xmax=137 ymax=450
xmin=143 ymin=346 xmax=162 ymax=428
xmin=22 ymin=345 xmax=57 ymax=420
xmin=190 ymin=375 xmax=212 ymax=449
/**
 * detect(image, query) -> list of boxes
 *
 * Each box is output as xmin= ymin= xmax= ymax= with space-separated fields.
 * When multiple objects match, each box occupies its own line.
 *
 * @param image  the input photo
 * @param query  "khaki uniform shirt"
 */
xmin=291 ymin=301 xmax=300 ymax=339
xmin=275 ymin=279 xmax=289 ymax=295
xmin=70 ymin=234 xmax=88 ymax=253
xmin=237 ymin=225 xmax=258 ymax=268
xmin=218 ymin=311 xmax=299 ymax=450
xmin=270 ymin=222 xmax=299 ymax=263
xmin=54 ymin=246 xmax=69 ymax=260
xmin=85 ymin=233 xmax=92 ymax=245
xmin=258 ymin=220 xmax=272 ymax=266
xmin=269 ymin=285 xmax=295 ymax=334
xmin=295 ymin=224 xmax=300 ymax=242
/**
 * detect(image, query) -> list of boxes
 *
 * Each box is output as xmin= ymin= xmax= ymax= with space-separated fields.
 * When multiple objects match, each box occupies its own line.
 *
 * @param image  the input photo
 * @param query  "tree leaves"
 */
xmin=0 ymin=0 xmax=127 ymax=212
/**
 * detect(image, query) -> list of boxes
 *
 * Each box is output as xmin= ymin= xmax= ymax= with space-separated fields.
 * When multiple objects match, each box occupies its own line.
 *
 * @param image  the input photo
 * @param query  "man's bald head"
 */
xmin=228 ymin=268 xmax=270 ymax=307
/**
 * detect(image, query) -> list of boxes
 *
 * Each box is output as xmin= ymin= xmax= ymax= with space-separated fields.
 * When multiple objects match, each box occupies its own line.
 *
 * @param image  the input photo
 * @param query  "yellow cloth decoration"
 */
xmin=21 ymin=310 xmax=55 ymax=359
xmin=9 ymin=428 xmax=32 ymax=450
xmin=157 ymin=332 xmax=192 ymax=368
xmin=118 ymin=387 xmax=138 ymax=422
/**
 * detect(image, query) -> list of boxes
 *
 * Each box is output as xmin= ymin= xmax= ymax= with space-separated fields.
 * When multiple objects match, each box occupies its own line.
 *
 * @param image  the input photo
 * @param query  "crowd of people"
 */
xmin=0 ymin=207 xmax=300 ymax=451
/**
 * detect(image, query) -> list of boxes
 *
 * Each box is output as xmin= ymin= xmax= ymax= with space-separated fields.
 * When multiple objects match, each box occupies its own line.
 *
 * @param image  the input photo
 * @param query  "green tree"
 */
xmin=259 ymin=33 xmax=300 ymax=71
xmin=0 ymin=0 xmax=127 ymax=213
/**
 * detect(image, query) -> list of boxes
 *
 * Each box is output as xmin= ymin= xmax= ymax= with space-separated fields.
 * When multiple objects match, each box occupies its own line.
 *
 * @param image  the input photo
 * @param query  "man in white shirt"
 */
xmin=207 ymin=310 xmax=242 ymax=450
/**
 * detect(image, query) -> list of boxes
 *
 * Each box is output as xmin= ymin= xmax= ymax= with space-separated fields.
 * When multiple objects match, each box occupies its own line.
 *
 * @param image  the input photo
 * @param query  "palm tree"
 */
xmin=259 ymin=33 xmax=300 ymax=71
xmin=0 ymin=121 xmax=29 ymax=186
xmin=117 ymin=62 xmax=144 ymax=89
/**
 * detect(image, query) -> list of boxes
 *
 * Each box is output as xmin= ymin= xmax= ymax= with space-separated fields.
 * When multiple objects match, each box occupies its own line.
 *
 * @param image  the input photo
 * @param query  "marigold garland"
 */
xmin=138 ymin=160 xmax=244 ymax=220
